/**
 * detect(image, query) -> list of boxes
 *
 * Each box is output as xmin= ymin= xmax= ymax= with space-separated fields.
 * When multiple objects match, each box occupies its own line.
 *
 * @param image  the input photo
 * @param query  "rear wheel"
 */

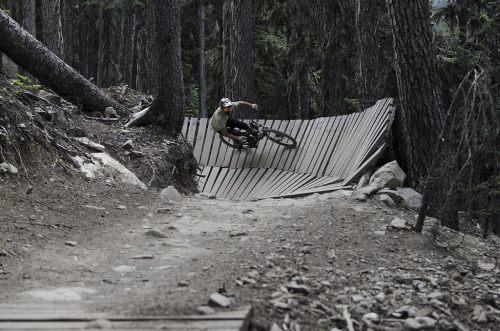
xmin=264 ymin=129 xmax=297 ymax=148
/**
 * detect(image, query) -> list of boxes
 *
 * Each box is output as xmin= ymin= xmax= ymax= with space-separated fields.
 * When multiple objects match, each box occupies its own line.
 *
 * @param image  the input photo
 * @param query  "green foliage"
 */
xmin=3 ymin=75 xmax=41 ymax=103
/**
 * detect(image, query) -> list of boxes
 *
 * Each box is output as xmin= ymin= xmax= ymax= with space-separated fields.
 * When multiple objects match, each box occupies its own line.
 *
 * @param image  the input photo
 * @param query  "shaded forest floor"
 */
xmin=1 ymin=70 xmax=500 ymax=330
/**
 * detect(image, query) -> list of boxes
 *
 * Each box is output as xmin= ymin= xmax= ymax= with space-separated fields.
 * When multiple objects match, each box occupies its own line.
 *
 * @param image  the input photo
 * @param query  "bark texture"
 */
xmin=126 ymin=0 xmax=184 ymax=136
xmin=316 ymin=0 xmax=346 ymax=116
xmin=0 ymin=10 xmax=129 ymax=115
xmin=387 ymin=0 xmax=457 ymax=228
xmin=223 ymin=0 xmax=255 ymax=119
xmin=356 ymin=0 xmax=380 ymax=111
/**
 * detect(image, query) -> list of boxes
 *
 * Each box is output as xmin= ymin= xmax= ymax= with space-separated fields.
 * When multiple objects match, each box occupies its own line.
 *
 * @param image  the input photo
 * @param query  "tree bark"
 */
xmin=223 ymin=0 xmax=255 ymax=119
xmin=356 ymin=0 xmax=380 ymax=111
xmin=0 ymin=9 xmax=129 ymax=115
xmin=124 ymin=8 xmax=137 ymax=88
xmin=198 ymin=0 xmax=207 ymax=118
xmin=61 ymin=0 xmax=74 ymax=65
xmin=40 ymin=0 xmax=62 ymax=57
xmin=125 ymin=0 xmax=185 ymax=136
xmin=315 ymin=0 xmax=346 ymax=116
xmin=387 ymin=0 xmax=457 ymax=228
xmin=97 ymin=4 xmax=111 ymax=87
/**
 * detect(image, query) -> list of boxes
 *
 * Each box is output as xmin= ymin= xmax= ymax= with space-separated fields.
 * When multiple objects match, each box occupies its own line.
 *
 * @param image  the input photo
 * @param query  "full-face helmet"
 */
xmin=220 ymin=97 xmax=233 ymax=113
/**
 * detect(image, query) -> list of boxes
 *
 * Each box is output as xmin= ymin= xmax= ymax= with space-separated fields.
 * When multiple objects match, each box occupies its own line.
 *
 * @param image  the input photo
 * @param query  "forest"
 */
xmin=0 ymin=0 xmax=499 ymax=235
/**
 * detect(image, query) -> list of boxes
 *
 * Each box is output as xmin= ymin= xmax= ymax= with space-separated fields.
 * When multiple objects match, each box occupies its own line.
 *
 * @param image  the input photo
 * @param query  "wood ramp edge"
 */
xmin=0 ymin=304 xmax=252 ymax=330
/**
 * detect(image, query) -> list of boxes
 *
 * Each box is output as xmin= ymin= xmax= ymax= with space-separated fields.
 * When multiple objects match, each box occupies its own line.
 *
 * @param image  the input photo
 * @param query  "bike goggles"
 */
xmin=223 ymin=106 xmax=232 ymax=112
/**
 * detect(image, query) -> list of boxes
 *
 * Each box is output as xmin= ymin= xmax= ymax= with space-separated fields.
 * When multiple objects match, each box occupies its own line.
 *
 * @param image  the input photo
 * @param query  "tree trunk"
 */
xmin=146 ymin=0 xmax=158 ymax=95
xmin=356 ymin=0 xmax=380 ymax=111
xmin=124 ymin=8 xmax=137 ymax=88
xmin=198 ymin=0 xmax=207 ymax=118
xmin=61 ymin=0 xmax=74 ymax=65
xmin=40 ymin=0 xmax=62 ymax=57
xmin=97 ymin=4 xmax=111 ymax=87
xmin=223 ymin=0 xmax=255 ymax=119
xmin=126 ymin=0 xmax=185 ymax=136
xmin=316 ymin=0 xmax=346 ymax=116
xmin=387 ymin=0 xmax=458 ymax=228
xmin=0 ymin=9 xmax=129 ymax=115
xmin=78 ymin=1 xmax=88 ymax=78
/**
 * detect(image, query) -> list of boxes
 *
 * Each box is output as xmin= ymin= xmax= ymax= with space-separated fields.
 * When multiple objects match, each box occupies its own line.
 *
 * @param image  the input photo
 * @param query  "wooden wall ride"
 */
xmin=185 ymin=98 xmax=395 ymax=200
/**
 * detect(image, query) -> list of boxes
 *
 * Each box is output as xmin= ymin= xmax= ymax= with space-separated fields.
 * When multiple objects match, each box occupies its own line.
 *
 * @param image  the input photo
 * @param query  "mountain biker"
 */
xmin=210 ymin=97 xmax=259 ymax=147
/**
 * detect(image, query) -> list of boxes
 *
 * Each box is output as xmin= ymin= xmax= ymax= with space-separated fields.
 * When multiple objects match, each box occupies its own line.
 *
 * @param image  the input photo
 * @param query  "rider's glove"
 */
xmin=251 ymin=104 xmax=259 ymax=110
xmin=237 ymin=136 xmax=247 ymax=143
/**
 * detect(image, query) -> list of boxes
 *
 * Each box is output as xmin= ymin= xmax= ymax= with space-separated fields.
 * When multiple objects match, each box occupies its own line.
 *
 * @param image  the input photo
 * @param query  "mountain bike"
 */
xmin=219 ymin=120 xmax=297 ymax=149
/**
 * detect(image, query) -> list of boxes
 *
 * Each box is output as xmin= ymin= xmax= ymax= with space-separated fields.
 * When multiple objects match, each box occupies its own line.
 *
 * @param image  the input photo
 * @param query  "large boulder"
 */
xmin=397 ymin=187 xmax=422 ymax=211
xmin=369 ymin=161 xmax=406 ymax=190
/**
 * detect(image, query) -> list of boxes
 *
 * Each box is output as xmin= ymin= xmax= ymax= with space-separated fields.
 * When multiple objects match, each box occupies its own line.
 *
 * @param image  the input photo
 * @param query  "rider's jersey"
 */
xmin=210 ymin=101 xmax=241 ymax=131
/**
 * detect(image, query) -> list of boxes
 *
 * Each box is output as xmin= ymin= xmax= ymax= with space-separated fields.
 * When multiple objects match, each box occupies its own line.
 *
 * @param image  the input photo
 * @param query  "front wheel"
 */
xmin=264 ymin=129 xmax=297 ymax=148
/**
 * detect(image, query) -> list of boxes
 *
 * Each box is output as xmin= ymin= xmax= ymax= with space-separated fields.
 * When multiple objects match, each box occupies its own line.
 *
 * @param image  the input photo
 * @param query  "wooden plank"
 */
xmin=262 ymin=120 xmax=291 ymax=169
xmin=258 ymin=170 xmax=291 ymax=198
xmin=307 ymin=116 xmax=337 ymax=176
xmin=246 ymin=169 xmax=280 ymax=200
xmin=336 ymin=102 xmax=387 ymax=178
xmin=199 ymin=122 xmax=216 ymax=166
xmin=277 ymin=173 xmax=316 ymax=196
xmin=268 ymin=183 xmax=345 ymax=199
xmin=186 ymin=117 xmax=199 ymax=149
xmin=264 ymin=171 xmax=303 ymax=198
xmin=199 ymin=166 xmax=219 ymax=193
xmin=0 ymin=306 xmax=252 ymax=331
xmin=343 ymin=99 xmax=394 ymax=176
xmin=295 ymin=117 xmax=329 ymax=174
xmin=282 ymin=119 xmax=311 ymax=171
xmin=222 ymin=168 xmax=253 ymax=199
xmin=323 ymin=111 xmax=361 ymax=176
xmin=274 ymin=119 xmax=302 ymax=170
xmin=289 ymin=118 xmax=318 ymax=172
xmin=313 ymin=115 xmax=347 ymax=177
xmin=192 ymin=118 xmax=208 ymax=161
xmin=209 ymin=167 xmax=230 ymax=196
xmin=217 ymin=168 xmax=240 ymax=198
xmin=253 ymin=120 xmax=281 ymax=169
xmin=182 ymin=117 xmax=189 ymax=137
xmin=231 ymin=168 xmax=261 ymax=199
xmin=342 ymin=143 xmax=387 ymax=185
xmin=247 ymin=119 xmax=273 ymax=168
xmin=196 ymin=166 xmax=211 ymax=192
xmin=237 ymin=168 xmax=270 ymax=200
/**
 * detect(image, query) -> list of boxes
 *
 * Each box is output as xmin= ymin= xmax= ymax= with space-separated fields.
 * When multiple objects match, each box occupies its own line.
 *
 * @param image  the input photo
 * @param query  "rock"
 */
xmin=378 ymin=189 xmax=402 ymax=203
xmin=391 ymin=218 xmax=413 ymax=230
xmin=0 ymin=162 xmax=18 ymax=175
xmin=196 ymin=306 xmax=215 ymax=315
xmin=145 ymin=230 xmax=168 ymax=238
xmin=160 ymin=186 xmax=182 ymax=201
xmin=356 ymin=185 xmax=379 ymax=195
xmin=65 ymin=241 xmax=77 ymax=247
xmin=353 ymin=193 xmax=368 ymax=202
xmin=208 ymin=293 xmax=231 ymax=307
xmin=71 ymin=137 xmax=106 ymax=152
xmin=38 ymin=90 xmax=62 ymax=107
xmin=72 ymin=153 xmax=147 ymax=190
xmin=369 ymin=160 xmax=406 ymax=189
xmin=195 ymin=192 xmax=216 ymax=199
xmin=286 ymin=282 xmax=310 ymax=295
xmin=122 ymin=139 xmax=134 ymax=150
xmin=379 ymin=194 xmax=396 ymax=206
xmin=397 ymin=187 xmax=422 ymax=210
xmin=104 ymin=106 xmax=118 ymax=118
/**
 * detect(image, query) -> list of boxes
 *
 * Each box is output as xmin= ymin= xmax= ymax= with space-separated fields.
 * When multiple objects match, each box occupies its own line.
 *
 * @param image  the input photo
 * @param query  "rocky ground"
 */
xmin=1 ymin=70 xmax=500 ymax=330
